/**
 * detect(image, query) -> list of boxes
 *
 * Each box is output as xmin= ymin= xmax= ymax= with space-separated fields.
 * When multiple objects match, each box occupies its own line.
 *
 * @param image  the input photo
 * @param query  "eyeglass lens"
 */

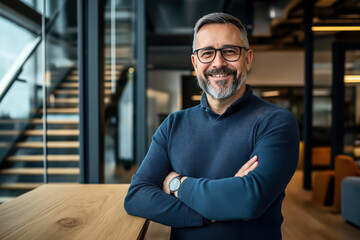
xmin=197 ymin=46 xmax=241 ymax=63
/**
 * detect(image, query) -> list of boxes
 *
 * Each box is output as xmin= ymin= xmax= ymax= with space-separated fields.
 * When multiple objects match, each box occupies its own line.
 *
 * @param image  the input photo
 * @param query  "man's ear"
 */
xmin=245 ymin=49 xmax=254 ymax=72
xmin=191 ymin=54 xmax=198 ymax=73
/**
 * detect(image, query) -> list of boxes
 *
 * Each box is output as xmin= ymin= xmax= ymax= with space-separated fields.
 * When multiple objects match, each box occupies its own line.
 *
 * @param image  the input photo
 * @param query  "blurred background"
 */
xmin=0 ymin=0 xmax=360 ymax=238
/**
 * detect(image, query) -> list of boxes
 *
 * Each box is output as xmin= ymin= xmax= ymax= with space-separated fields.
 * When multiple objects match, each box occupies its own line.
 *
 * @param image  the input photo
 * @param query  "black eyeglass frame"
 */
xmin=193 ymin=45 xmax=249 ymax=63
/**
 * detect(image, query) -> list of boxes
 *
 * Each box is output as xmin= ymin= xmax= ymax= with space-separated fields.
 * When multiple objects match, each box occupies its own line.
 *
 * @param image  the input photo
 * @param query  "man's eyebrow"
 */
xmin=222 ymin=44 xmax=238 ymax=48
xmin=197 ymin=44 xmax=239 ymax=50
xmin=197 ymin=46 xmax=214 ymax=50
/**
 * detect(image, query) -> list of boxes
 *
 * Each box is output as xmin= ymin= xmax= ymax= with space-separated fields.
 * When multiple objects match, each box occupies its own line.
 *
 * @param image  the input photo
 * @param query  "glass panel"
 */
xmin=312 ymin=35 xmax=333 ymax=152
xmin=0 ymin=45 xmax=44 ymax=200
xmin=104 ymin=0 xmax=136 ymax=183
xmin=0 ymin=16 xmax=36 ymax=80
xmin=344 ymin=50 xmax=360 ymax=158
xmin=0 ymin=0 xmax=78 ymax=202
xmin=44 ymin=0 xmax=79 ymax=183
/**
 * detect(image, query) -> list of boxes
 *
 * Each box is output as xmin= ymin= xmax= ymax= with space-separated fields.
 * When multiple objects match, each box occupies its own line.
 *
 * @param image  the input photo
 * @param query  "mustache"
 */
xmin=204 ymin=68 xmax=236 ymax=77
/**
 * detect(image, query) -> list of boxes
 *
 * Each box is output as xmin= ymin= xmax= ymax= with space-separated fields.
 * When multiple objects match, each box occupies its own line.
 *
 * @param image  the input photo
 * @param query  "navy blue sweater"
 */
xmin=124 ymin=85 xmax=299 ymax=240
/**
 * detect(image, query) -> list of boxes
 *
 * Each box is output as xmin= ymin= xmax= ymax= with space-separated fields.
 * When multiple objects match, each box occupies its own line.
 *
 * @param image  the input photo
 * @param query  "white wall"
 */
xmin=247 ymin=50 xmax=304 ymax=86
xmin=147 ymin=70 xmax=191 ymax=144
xmin=148 ymin=70 xmax=191 ymax=112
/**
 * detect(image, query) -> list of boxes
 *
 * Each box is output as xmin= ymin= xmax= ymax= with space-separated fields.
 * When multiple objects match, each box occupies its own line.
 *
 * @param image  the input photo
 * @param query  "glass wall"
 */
xmin=103 ymin=0 xmax=137 ymax=183
xmin=312 ymin=33 xmax=360 ymax=166
xmin=344 ymin=50 xmax=360 ymax=158
xmin=0 ymin=0 xmax=78 ymax=202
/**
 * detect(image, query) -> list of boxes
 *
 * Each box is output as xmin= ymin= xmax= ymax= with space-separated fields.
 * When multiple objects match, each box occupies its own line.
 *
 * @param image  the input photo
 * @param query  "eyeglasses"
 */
xmin=193 ymin=45 xmax=249 ymax=63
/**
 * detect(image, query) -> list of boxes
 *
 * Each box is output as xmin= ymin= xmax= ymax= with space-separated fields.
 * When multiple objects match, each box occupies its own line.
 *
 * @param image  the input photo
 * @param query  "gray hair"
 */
xmin=192 ymin=12 xmax=249 ymax=52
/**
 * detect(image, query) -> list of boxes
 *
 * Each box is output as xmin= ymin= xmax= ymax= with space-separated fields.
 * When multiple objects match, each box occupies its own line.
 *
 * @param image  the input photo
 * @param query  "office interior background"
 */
xmin=0 ymin=0 xmax=360 ymax=239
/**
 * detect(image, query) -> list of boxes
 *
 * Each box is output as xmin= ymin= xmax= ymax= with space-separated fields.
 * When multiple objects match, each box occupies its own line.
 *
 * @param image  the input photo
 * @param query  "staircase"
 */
xmin=0 ymin=68 xmax=81 ymax=202
xmin=0 ymin=0 xmax=131 ymax=203
xmin=0 ymin=65 xmax=124 ymax=202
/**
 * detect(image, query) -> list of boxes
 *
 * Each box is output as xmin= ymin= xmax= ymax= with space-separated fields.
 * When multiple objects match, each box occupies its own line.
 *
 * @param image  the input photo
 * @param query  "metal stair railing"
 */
xmin=0 ymin=7 xmax=62 ymax=103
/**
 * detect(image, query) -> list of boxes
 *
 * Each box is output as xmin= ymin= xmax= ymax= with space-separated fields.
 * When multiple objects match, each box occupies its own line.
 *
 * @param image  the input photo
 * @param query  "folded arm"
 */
xmin=163 ymin=110 xmax=299 ymax=221
xmin=124 ymin=120 xmax=209 ymax=228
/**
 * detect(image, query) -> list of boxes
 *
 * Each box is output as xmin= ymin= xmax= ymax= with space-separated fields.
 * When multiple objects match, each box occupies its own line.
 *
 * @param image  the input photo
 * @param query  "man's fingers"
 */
xmin=240 ymin=155 xmax=258 ymax=171
xmin=248 ymin=160 xmax=258 ymax=171
xmin=242 ymin=161 xmax=258 ymax=176
xmin=234 ymin=156 xmax=259 ymax=177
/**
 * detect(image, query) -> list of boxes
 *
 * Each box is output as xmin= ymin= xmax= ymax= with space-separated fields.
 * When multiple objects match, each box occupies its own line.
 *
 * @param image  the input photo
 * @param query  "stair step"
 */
xmin=0 ymin=168 xmax=80 ymax=175
xmin=105 ymin=70 xmax=121 ymax=75
xmin=0 ymin=183 xmax=43 ymax=190
xmin=105 ymin=65 xmax=123 ymax=70
xmin=53 ymin=89 xmax=79 ymax=95
xmin=31 ymin=119 xmax=79 ymax=124
xmin=35 ymin=108 xmax=79 ymax=114
xmin=104 ymin=82 xmax=113 ymax=87
xmin=66 ymin=75 xmax=78 ymax=81
xmin=6 ymin=155 xmax=80 ymax=162
xmin=60 ymin=82 xmax=78 ymax=88
xmin=0 ymin=141 xmax=80 ymax=148
xmin=66 ymin=76 xmax=121 ymax=81
xmin=0 ymin=129 xmax=79 ymax=136
xmin=70 ymin=69 xmax=78 ymax=75
xmin=51 ymin=98 xmax=79 ymax=104
xmin=105 ymin=89 xmax=112 ymax=95
xmin=0 ymin=119 xmax=78 ymax=124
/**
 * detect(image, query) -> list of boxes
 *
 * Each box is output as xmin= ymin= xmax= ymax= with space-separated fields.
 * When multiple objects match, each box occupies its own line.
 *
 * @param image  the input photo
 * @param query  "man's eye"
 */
xmin=223 ymin=49 xmax=237 ymax=55
xmin=200 ymin=51 xmax=214 ymax=57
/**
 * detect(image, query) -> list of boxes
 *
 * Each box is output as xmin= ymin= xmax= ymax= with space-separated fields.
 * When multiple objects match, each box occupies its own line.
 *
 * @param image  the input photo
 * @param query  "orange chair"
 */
xmin=311 ymin=146 xmax=331 ymax=167
xmin=298 ymin=143 xmax=330 ymax=169
xmin=311 ymin=170 xmax=334 ymax=206
xmin=332 ymin=155 xmax=360 ymax=212
xmin=311 ymin=154 xmax=360 ymax=210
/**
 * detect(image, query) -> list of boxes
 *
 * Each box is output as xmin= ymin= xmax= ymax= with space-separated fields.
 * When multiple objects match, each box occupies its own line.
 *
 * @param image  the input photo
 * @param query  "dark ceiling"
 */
xmin=146 ymin=0 xmax=360 ymax=70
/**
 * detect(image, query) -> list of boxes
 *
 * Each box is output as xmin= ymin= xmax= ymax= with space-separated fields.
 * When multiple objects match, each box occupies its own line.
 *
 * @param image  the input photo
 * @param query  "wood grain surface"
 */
xmin=0 ymin=184 xmax=148 ymax=240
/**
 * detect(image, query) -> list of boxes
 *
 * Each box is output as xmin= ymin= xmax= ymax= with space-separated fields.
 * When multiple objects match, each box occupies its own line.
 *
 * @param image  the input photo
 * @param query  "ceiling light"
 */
xmin=344 ymin=75 xmax=360 ymax=83
xmin=312 ymin=26 xmax=360 ymax=32
xmin=262 ymin=90 xmax=280 ymax=97
xmin=269 ymin=8 xmax=276 ymax=19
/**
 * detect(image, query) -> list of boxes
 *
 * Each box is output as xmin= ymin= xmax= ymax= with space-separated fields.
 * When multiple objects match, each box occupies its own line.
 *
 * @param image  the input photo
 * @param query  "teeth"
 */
xmin=212 ymin=74 xmax=227 ymax=77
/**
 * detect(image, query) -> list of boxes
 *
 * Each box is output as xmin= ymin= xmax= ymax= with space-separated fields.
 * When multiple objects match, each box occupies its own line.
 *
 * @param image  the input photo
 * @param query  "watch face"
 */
xmin=169 ymin=177 xmax=181 ymax=192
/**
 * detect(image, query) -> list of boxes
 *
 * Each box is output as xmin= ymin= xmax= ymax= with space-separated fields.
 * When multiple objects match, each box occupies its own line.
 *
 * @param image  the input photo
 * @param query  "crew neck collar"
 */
xmin=200 ymin=84 xmax=253 ymax=118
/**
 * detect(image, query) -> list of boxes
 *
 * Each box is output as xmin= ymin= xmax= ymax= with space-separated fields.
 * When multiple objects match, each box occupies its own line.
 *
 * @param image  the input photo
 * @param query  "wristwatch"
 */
xmin=169 ymin=175 xmax=183 ymax=196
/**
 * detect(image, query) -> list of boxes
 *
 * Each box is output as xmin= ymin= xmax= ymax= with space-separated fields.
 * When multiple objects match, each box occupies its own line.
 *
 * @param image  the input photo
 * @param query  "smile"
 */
xmin=205 ymin=68 xmax=236 ymax=79
xmin=210 ymin=73 xmax=229 ymax=77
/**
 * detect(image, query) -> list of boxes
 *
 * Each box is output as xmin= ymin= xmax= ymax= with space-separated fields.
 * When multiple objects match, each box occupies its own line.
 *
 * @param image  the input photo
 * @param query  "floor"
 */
xmin=143 ymin=170 xmax=360 ymax=240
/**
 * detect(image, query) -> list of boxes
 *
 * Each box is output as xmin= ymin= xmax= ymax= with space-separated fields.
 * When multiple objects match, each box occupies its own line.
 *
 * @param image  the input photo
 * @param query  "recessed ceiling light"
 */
xmin=312 ymin=26 xmax=360 ymax=31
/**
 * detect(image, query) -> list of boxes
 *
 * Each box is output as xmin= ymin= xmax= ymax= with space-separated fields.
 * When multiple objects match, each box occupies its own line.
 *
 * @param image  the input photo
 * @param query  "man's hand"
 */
xmin=163 ymin=172 xmax=188 ymax=197
xmin=234 ymin=155 xmax=258 ymax=177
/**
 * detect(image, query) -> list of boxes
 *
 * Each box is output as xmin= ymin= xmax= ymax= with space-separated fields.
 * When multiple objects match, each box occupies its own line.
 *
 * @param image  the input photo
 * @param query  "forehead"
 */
xmin=195 ymin=23 xmax=243 ymax=48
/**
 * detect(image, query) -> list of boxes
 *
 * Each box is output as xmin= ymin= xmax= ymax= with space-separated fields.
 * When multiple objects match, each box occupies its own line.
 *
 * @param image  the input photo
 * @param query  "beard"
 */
xmin=196 ymin=67 xmax=247 ymax=100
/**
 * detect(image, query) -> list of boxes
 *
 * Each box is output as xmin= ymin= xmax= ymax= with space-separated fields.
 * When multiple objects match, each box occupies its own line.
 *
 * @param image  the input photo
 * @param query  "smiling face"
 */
xmin=191 ymin=23 xmax=253 ymax=100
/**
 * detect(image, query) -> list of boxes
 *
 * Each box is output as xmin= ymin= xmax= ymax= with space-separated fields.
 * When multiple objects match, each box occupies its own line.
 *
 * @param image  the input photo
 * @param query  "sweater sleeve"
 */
xmin=124 ymin=118 xmax=207 ymax=227
xmin=177 ymin=110 xmax=299 ymax=221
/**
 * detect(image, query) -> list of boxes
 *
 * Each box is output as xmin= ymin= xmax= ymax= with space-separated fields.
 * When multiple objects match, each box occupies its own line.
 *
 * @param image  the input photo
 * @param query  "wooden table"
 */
xmin=0 ymin=184 xmax=149 ymax=240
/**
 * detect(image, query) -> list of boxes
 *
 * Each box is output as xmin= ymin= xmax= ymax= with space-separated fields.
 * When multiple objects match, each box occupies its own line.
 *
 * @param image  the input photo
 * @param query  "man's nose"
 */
xmin=211 ymin=51 xmax=227 ymax=68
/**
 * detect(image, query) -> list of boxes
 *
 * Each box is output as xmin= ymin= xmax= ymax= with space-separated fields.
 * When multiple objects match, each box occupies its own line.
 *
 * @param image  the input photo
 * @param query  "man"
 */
xmin=125 ymin=12 xmax=299 ymax=240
